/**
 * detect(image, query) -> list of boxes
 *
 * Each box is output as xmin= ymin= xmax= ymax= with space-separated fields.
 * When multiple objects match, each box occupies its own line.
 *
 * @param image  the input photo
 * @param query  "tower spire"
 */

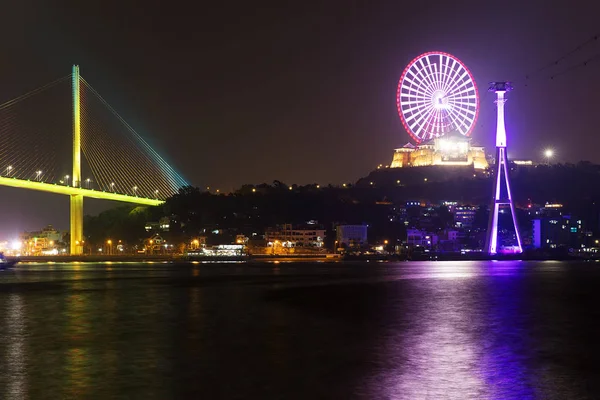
xmin=485 ymin=82 xmax=522 ymax=254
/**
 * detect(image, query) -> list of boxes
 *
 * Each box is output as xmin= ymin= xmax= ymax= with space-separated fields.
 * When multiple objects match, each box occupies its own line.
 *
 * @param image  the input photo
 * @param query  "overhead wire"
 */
xmin=525 ymin=33 xmax=600 ymax=83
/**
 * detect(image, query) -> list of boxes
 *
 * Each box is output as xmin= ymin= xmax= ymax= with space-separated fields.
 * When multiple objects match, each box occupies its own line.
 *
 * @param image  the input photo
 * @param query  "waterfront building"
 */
xmin=20 ymin=225 xmax=63 ymax=255
xmin=532 ymin=215 xmax=584 ymax=249
xmin=265 ymin=223 xmax=325 ymax=248
xmin=406 ymin=229 xmax=438 ymax=250
xmin=336 ymin=225 xmax=368 ymax=248
xmin=454 ymin=206 xmax=477 ymax=228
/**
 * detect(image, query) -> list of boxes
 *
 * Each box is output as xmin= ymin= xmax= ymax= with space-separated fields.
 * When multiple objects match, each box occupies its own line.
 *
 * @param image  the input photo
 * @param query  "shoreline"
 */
xmin=8 ymin=252 xmax=594 ymax=264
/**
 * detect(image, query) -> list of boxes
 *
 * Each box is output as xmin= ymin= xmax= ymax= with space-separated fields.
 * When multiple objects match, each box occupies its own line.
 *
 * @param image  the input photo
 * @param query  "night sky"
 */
xmin=0 ymin=0 xmax=598 ymax=237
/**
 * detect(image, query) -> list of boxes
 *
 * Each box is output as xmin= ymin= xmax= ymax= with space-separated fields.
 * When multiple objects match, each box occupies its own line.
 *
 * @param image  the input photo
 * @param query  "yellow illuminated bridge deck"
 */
xmin=0 ymin=176 xmax=164 ymax=206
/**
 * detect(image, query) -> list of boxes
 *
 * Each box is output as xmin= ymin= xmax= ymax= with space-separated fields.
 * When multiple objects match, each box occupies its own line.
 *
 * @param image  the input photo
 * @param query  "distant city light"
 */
xmin=544 ymin=149 xmax=554 ymax=165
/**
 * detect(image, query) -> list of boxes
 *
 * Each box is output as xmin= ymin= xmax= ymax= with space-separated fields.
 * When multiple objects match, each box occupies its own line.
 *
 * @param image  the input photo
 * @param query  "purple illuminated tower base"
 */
xmin=485 ymin=82 xmax=522 ymax=254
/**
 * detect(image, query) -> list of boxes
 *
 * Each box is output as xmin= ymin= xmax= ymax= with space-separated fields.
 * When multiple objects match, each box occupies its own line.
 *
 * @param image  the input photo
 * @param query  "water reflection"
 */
xmin=368 ymin=261 xmax=536 ymax=399
xmin=0 ymin=261 xmax=597 ymax=398
xmin=3 ymin=293 xmax=28 ymax=400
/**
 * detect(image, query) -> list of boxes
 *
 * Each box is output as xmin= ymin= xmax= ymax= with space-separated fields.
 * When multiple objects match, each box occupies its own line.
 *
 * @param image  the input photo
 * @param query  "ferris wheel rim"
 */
xmin=396 ymin=51 xmax=479 ymax=143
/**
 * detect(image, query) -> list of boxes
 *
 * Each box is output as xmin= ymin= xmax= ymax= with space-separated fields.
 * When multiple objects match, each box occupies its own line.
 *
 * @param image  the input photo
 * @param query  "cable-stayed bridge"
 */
xmin=0 ymin=66 xmax=188 ymax=254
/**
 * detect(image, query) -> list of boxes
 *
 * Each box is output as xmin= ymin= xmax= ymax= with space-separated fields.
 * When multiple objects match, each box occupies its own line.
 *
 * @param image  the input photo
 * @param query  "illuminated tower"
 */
xmin=70 ymin=65 xmax=83 ymax=255
xmin=485 ymin=82 xmax=522 ymax=254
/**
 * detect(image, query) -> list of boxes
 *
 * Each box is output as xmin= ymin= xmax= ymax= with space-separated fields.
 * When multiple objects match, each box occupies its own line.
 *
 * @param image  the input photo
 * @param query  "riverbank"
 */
xmin=9 ymin=252 xmax=590 ymax=264
xmin=11 ymin=253 xmax=342 ymax=263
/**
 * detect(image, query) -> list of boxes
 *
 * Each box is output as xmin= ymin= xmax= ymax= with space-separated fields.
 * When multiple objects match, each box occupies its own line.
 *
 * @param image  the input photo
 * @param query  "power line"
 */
xmin=525 ymin=33 xmax=599 ymax=82
xmin=549 ymin=51 xmax=600 ymax=80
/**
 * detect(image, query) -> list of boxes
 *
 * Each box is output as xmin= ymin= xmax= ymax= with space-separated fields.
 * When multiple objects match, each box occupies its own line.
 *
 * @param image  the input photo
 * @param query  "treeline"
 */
xmin=82 ymin=162 xmax=600 ymax=247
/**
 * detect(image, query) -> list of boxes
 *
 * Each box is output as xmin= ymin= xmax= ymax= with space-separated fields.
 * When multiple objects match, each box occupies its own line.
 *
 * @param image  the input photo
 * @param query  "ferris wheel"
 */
xmin=396 ymin=51 xmax=479 ymax=143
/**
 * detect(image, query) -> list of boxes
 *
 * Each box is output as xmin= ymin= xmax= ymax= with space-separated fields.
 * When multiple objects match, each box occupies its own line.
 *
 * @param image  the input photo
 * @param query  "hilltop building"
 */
xmin=390 ymin=131 xmax=488 ymax=170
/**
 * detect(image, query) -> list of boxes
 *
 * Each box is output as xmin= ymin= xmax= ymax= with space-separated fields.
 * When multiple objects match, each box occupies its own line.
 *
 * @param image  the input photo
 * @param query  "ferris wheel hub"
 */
xmin=432 ymin=90 xmax=449 ymax=110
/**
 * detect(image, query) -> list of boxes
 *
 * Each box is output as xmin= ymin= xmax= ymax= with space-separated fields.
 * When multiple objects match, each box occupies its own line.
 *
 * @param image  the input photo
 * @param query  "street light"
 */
xmin=64 ymin=175 xmax=70 ymax=186
xmin=154 ymin=189 xmax=159 ymax=198
xmin=110 ymin=182 xmax=115 ymax=192
xmin=6 ymin=165 xmax=12 ymax=176
xmin=85 ymin=178 xmax=91 ymax=189
xmin=132 ymin=186 xmax=138 ymax=196
xmin=35 ymin=170 xmax=42 ymax=181
xmin=544 ymin=149 xmax=554 ymax=165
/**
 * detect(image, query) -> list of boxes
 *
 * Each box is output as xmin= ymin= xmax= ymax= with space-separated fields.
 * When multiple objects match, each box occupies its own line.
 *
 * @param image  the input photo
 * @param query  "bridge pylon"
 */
xmin=70 ymin=65 xmax=83 ymax=255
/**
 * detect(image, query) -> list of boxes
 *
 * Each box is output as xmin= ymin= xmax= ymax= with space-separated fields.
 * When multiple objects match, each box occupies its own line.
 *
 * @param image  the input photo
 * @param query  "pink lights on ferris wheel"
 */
xmin=396 ymin=52 xmax=479 ymax=143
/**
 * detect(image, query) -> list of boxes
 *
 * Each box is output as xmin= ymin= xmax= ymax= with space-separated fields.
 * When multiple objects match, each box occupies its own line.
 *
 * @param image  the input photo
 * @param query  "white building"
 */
xmin=265 ymin=224 xmax=325 ymax=248
xmin=406 ymin=229 xmax=438 ymax=249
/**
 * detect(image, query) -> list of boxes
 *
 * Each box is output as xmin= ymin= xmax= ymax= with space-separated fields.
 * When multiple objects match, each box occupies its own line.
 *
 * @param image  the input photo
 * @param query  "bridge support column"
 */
xmin=70 ymin=194 xmax=83 ymax=255
xmin=71 ymin=65 xmax=83 ymax=255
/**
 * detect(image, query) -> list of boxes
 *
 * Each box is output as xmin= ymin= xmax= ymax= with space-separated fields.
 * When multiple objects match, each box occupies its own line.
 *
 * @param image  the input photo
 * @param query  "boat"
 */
xmin=0 ymin=253 xmax=18 ymax=269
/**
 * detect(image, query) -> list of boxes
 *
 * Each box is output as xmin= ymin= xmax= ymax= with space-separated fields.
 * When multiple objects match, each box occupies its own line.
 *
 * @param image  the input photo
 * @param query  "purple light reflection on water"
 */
xmin=358 ymin=261 xmax=546 ymax=399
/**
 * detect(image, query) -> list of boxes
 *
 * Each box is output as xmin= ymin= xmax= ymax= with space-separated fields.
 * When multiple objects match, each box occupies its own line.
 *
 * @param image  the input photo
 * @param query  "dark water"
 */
xmin=1 ymin=261 xmax=600 ymax=399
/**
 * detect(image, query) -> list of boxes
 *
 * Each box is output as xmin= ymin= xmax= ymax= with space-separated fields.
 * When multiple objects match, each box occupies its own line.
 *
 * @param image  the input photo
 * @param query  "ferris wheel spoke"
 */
xmin=440 ymin=110 xmax=454 ymax=131
xmin=400 ymin=86 xmax=432 ymax=100
xmin=416 ymin=59 xmax=438 ymax=94
xmin=402 ymin=75 xmax=434 ymax=96
xmin=400 ymin=93 xmax=432 ymax=103
xmin=448 ymin=92 xmax=477 ymax=100
xmin=447 ymin=84 xmax=475 ymax=98
xmin=447 ymin=92 xmax=476 ymax=105
xmin=404 ymin=102 xmax=434 ymax=123
xmin=445 ymin=73 xmax=472 ymax=94
xmin=430 ymin=55 xmax=445 ymax=92
xmin=446 ymin=106 xmax=473 ymax=134
xmin=416 ymin=59 xmax=436 ymax=92
xmin=410 ymin=104 xmax=436 ymax=135
xmin=401 ymin=99 xmax=430 ymax=106
xmin=424 ymin=106 xmax=438 ymax=135
xmin=435 ymin=55 xmax=446 ymax=92
xmin=433 ymin=108 xmax=443 ymax=136
xmin=447 ymin=91 xmax=477 ymax=104
xmin=404 ymin=102 xmax=434 ymax=122
xmin=402 ymin=78 xmax=434 ymax=98
xmin=448 ymin=100 xmax=475 ymax=120
xmin=450 ymin=101 xmax=477 ymax=111
xmin=441 ymin=56 xmax=457 ymax=93
xmin=438 ymin=56 xmax=449 ymax=93
xmin=425 ymin=106 xmax=441 ymax=137
xmin=444 ymin=59 xmax=462 ymax=93
xmin=425 ymin=59 xmax=442 ymax=92
xmin=425 ymin=59 xmax=439 ymax=92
